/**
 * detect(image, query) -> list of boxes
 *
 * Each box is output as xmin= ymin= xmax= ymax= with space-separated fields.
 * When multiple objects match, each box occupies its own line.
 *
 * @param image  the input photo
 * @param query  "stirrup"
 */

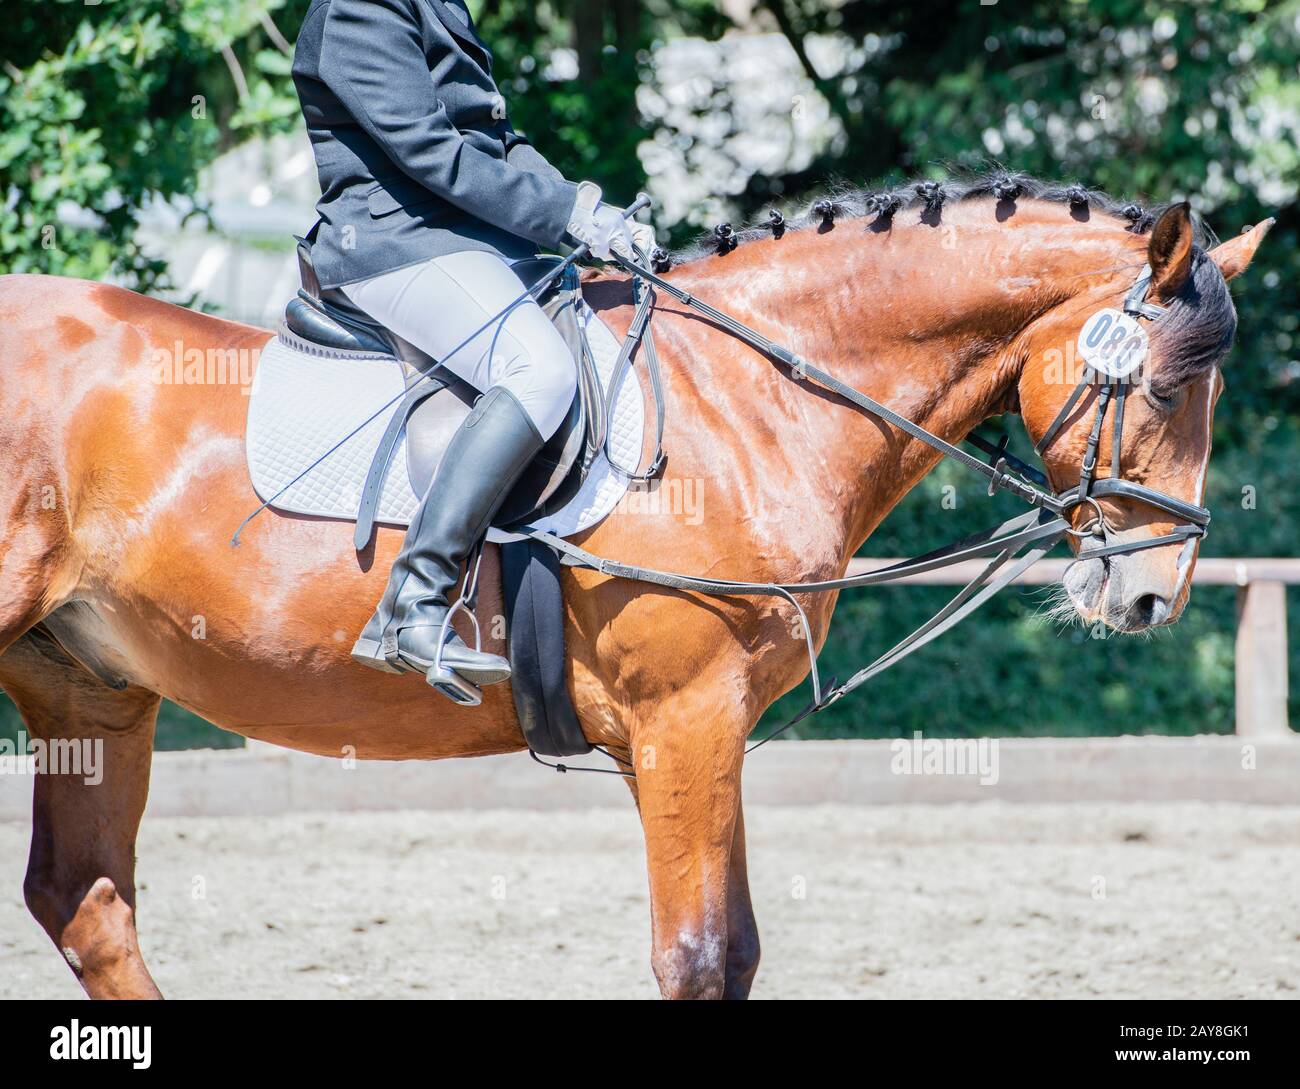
xmin=427 ymin=664 xmax=482 ymax=706
xmin=429 ymin=543 xmax=487 ymax=707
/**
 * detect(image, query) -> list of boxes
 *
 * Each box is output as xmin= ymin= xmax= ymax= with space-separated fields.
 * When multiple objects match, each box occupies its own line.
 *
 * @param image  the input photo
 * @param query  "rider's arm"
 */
xmin=318 ymin=0 xmax=579 ymax=248
xmin=502 ymin=128 xmax=566 ymax=184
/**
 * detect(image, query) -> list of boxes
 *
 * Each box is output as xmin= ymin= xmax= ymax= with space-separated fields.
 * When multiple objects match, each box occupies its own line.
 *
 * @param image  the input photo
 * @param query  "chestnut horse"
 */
xmin=0 ymin=188 xmax=1268 ymax=999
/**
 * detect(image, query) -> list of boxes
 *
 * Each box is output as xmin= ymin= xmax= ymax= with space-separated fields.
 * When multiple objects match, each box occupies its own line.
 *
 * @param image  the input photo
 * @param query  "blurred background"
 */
xmin=1 ymin=0 xmax=1296 ymax=747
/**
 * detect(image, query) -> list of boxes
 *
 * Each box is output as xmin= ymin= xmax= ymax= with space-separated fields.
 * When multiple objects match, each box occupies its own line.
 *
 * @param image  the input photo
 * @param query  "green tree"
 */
xmin=0 ymin=0 xmax=308 ymax=292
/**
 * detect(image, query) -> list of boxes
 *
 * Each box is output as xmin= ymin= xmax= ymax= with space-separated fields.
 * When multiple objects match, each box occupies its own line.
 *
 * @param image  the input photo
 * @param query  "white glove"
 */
xmin=630 ymin=221 xmax=656 ymax=257
xmin=566 ymin=181 xmax=635 ymax=261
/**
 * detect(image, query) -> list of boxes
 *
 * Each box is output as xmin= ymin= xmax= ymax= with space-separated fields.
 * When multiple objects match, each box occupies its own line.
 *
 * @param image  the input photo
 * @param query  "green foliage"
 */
xmin=0 ymin=697 xmax=243 ymax=752
xmin=742 ymin=0 xmax=1300 ymax=425
xmin=474 ymin=1 xmax=733 ymax=205
xmin=0 ymin=0 xmax=309 ymax=291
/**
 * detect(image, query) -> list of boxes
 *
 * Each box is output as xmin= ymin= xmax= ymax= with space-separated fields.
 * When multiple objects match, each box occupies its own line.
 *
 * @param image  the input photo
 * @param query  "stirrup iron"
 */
xmin=429 ymin=543 xmax=486 ymax=706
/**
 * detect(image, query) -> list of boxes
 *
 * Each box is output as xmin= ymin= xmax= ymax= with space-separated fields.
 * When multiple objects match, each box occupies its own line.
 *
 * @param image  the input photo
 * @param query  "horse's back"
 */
xmin=0 ymin=273 xmax=271 ymax=349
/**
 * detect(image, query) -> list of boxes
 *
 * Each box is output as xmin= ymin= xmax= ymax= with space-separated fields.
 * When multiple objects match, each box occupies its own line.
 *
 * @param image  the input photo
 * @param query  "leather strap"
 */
xmin=353 ymin=371 xmax=448 ymax=551
xmin=601 ymin=266 xmax=667 ymax=480
xmin=611 ymin=253 xmax=1062 ymax=513
xmin=1034 ymin=367 xmax=1096 ymax=456
xmin=1110 ymin=379 xmax=1127 ymax=477
xmin=526 ymin=508 xmax=1066 ymax=597
xmin=523 ymin=508 xmax=1068 ymax=724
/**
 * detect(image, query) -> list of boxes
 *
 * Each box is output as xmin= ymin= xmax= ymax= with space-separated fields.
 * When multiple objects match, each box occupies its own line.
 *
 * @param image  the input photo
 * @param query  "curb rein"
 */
xmin=524 ymin=251 xmax=1212 ymax=766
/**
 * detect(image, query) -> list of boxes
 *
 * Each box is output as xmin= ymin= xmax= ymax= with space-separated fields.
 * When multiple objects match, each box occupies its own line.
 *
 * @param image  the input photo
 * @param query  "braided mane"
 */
xmin=668 ymin=168 xmax=1234 ymax=394
xmin=673 ymin=168 xmax=1221 ymax=263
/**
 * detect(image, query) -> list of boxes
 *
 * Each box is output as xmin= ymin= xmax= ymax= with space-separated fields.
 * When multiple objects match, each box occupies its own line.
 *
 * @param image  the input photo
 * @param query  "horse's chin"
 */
xmin=1063 ymin=556 xmax=1108 ymax=623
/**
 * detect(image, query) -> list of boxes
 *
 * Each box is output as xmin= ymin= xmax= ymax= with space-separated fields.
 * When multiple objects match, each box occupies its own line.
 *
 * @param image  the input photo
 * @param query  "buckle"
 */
xmin=987 ymin=456 xmax=1009 ymax=498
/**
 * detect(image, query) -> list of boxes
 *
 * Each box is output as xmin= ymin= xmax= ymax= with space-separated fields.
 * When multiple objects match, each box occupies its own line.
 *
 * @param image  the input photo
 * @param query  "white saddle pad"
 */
xmin=245 ymin=301 xmax=645 ymax=543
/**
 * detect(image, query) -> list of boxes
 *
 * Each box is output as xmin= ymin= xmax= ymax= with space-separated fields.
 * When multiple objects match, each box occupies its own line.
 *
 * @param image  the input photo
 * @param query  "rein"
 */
xmin=523 ymin=247 xmax=1211 ymax=765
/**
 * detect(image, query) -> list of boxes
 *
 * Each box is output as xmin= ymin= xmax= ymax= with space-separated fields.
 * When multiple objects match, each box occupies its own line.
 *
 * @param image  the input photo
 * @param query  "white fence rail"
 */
xmin=847 ymin=557 xmax=1296 ymax=738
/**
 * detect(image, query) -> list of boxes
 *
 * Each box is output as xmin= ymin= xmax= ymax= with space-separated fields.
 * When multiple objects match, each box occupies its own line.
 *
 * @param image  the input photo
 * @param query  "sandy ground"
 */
xmin=2 ymin=802 xmax=1298 ymax=999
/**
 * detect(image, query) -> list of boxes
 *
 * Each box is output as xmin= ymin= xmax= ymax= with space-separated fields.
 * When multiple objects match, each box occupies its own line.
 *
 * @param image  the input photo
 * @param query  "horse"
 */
xmin=0 ymin=180 xmax=1269 ymax=999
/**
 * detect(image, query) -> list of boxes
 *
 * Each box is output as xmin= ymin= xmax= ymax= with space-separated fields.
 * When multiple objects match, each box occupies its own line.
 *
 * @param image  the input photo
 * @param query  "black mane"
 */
xmin=673 ymin=168 xmax=1235 ymax=390
xmin=1149 ymin=247 xmax=1237 ymax=396
xmin=673 ymin=168 xmax=1221 ymax=261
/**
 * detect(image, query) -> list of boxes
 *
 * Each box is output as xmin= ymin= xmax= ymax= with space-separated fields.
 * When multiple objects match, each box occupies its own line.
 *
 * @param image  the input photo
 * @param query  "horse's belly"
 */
xmin=61 ymin=591 xmax=528 ymax=761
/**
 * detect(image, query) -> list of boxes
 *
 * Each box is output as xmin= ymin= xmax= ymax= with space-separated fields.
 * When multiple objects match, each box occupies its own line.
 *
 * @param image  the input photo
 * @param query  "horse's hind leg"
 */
xmin=0 ymin=631 xmax=163 ymax=999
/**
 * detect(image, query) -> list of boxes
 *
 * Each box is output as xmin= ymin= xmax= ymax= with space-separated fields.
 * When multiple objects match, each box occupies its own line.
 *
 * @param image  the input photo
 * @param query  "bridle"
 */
xmin=1028 ymin=263 xmax=1210 ymax=561
xmin=522 ymin=247 xmax=1217 ymax=772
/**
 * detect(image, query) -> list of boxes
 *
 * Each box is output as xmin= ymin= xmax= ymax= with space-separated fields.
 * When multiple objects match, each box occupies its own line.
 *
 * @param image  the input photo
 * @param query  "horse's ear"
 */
xmin=1207 ymin=218 xmax=1274 ymax=282
xmin=1147 ymin=202 xmax=1194 ymax=298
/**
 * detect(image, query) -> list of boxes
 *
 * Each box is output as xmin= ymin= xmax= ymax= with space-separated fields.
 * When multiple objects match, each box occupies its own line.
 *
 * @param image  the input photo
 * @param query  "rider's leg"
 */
xmin=342 ymin=251 xmax=577 ymax=686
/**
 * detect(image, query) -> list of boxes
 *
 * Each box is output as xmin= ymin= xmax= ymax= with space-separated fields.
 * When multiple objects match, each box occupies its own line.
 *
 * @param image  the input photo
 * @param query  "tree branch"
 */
xmin=259 ymin=13 xmax=293 ymax=57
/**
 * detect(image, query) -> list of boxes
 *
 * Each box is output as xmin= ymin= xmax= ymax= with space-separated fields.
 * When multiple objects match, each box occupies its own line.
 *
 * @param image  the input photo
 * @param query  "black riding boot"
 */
xmin=351 ymin=386 xmax=544 ymax=691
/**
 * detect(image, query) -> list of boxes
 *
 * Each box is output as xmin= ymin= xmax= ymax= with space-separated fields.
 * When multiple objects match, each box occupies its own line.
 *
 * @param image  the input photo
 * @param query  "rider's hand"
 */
xmin=566 ymin=181 xmax=635 ymax=261
xmin=630 ymin=221 xmax=656 ymax=258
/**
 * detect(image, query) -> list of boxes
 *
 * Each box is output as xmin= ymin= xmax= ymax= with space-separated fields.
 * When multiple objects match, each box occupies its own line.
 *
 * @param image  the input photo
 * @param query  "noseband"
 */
xmin=1032 ymin=264 xmax=1211 ymax=561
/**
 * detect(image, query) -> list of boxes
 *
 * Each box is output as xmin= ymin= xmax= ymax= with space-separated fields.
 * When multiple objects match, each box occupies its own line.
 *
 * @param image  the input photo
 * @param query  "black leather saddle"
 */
xmin=284 ymin=235 xmax=600 ymax=550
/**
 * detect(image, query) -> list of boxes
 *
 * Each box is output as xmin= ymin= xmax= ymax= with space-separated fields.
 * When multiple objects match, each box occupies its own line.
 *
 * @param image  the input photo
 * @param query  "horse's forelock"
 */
xmin=1147 ymin=249 xmax=1237 ymax=398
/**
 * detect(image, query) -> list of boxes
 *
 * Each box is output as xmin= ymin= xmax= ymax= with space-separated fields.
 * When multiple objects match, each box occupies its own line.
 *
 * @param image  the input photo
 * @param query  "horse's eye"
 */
xmin=1142 ymin=382 xmax=1182 ymax=413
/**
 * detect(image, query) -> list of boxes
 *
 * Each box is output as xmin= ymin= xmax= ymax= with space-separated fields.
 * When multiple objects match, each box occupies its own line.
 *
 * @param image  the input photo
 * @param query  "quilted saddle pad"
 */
xmin=244 ymin=301 xmax=645 ymax=544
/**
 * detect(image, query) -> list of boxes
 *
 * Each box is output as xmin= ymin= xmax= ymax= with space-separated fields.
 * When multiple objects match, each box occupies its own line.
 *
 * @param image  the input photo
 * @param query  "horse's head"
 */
xmin=1018 ymin=204 xmax=1271 ymax=632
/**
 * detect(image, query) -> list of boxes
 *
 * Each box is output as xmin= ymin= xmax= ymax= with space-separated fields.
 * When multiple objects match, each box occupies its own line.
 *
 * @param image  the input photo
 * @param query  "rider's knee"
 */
xmin=529 ymin=344 xmax=578 ymax=407
xmin=499 ymin=342 xmax=576 ymax=439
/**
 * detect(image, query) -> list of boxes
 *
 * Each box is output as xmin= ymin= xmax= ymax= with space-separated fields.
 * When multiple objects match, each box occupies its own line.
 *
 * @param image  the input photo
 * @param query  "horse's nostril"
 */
xmin=1131 ymin=592 xmax=1168 ymax=627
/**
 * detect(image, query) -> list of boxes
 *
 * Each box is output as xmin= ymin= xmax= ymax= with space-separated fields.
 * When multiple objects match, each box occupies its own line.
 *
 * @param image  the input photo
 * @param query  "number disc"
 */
xmin=1078 ymin=307 xmax=1149 ymax=379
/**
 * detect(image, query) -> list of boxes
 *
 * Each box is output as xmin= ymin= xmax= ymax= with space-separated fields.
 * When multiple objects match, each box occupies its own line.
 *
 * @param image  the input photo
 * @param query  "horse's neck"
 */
xmin=684 ymin=220 xmax=1120 ymax=559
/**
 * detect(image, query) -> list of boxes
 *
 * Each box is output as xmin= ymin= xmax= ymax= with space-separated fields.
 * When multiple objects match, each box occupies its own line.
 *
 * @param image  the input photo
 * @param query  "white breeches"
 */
xmin=342 ymin=251 xmax=577 ymax=440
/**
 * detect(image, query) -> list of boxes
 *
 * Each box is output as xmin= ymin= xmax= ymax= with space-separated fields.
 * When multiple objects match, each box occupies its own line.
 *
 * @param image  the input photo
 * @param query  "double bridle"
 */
xmin=523 ymin=248 xmax=1215 ymax=771
xmin=1025 ymin=263 xmax=1210 ymax=561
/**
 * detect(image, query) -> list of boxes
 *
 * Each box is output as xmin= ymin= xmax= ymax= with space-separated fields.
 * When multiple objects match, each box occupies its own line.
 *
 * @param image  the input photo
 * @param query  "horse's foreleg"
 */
xmin=632 ymin=703 xmax=747 ymax=1000
xmin=1 ymin=633 xmax=163 ymax=999
xmin=723 ymin=801 xmax=760 ymax=998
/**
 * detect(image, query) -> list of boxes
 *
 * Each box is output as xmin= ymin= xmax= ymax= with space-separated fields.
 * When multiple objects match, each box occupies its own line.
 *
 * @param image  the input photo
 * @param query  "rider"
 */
xmin=292 ymin=0 xmax=648 ymax=695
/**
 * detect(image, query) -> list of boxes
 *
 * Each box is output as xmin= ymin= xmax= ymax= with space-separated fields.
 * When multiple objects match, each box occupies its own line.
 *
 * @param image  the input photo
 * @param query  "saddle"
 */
xmin=284 ymin=235 xmax=607 ymax=549
xmin=268 ymin=236 xmax=649 ymax=757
